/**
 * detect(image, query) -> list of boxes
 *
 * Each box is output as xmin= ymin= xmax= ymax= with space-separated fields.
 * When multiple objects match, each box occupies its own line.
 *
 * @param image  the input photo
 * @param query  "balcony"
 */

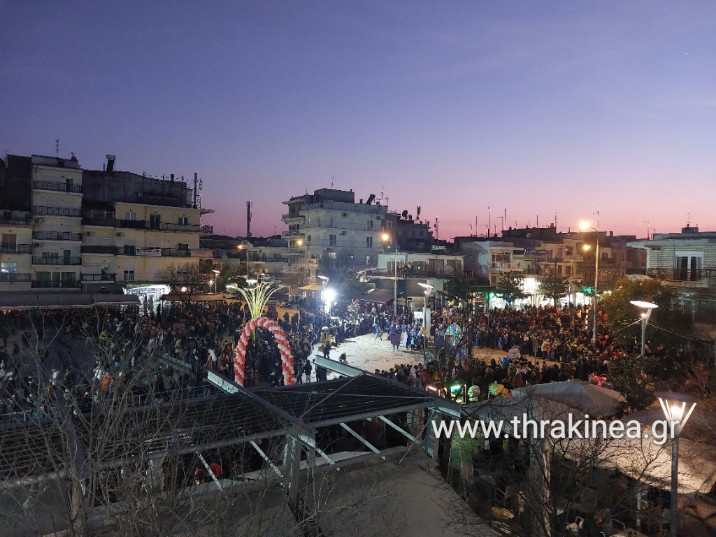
xmin=31 ymin=280 xmax=82 ymax=289
xmin=33 ymin=231 xmax=83 ymax=242
xmin=81 ymin=273 xmax=117 ymax=282
xmin=0 ymin=272 xmax=31 ymax=283
xmin=117 ymin=219 xmax=146 ymax=229
xmin=81 ymin=245 xmax=118 ymax=255
xmin=82 ymin=217 xmax=116 ymax=227
xmin=0 ymin=244 xmax=32 ymax=254
xmin=281 ymin=230 xmax=304 ymax=237
xmin=32 ymin=256 xmax=82 ymax=266
xmin=490 ymin=262 xmax=526 ymax=271
xmin=282 ymin=213 xmax=305 ymax=223
xmin=0 ymin=211 xmax=32 ymax=226
xmin=33 ymin=206 xmax=82 ymax=218
xmin=159 ymin=222 xmax=201 ymax=232
xmin=33 ymin=180 xmax=82 ymax=194
xmin=161 ymin=248 xmax=191 ymax=257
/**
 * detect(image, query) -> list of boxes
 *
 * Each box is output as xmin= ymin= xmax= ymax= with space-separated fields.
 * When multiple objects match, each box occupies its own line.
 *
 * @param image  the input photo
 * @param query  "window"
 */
xmin=307 ymin=235 xmax=311 ymax=242
xmin=366 ymin=237 xmax=373 ymax=248
xmin=178 ymin=216 xmax=189 ymax=225
xmin=149 ymin=213 xmax=161 ymax=229
xmin=177 ymin=243 xmax=189 ymax=250
xmin=329 ymin=234 xmax=337 ymax=246
xmin=123 ymin=270 xmax=135 ymax=282
xmin=675 ymin=252 xmax=703 ymax=281
xmin=124 ymin=210 xmax=137 ymax=221
xmin=1 ymin=234 xmax=17 ymax=249
xmin=0 ymin=262 xmax=17 ymax=273
xmin=368 ymin=220 xmax=374 ymax=229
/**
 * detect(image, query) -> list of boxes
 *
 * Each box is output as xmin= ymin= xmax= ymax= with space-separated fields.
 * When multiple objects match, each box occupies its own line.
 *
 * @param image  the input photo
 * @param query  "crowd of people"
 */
xmin=0 ymin=292 xmax=693 ymax=419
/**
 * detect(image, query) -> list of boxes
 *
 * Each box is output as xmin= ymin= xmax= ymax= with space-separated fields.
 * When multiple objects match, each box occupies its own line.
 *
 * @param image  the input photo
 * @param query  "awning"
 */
xmin=360 ymin=289 xmax=394 ymax=304
xmin=0 ymin=292 xmax=138 ymax=310
xmin=160 ymin=292 xmax=226 ymax=302
xmin=299 ymin=284 xmax=323 ymax=292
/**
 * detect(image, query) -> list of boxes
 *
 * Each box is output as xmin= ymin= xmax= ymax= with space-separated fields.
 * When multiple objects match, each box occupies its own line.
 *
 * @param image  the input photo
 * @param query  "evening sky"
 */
xmin=2 ymin=1 xmax=715 ymax=239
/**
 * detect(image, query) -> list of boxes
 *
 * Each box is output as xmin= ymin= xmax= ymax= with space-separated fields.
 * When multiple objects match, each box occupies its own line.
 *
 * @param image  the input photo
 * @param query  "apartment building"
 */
xmin=629 ymin=226 xmax=716 ymax=323
xmin=0 ymin=153 xmax=211 ymax=308
xmin=282 ymin=188 xmax=389 ymax=272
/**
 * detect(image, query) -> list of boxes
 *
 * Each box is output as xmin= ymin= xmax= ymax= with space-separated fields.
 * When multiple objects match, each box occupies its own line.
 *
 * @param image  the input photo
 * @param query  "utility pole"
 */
xmin=246 ymin=201 xmax=253 ymax=238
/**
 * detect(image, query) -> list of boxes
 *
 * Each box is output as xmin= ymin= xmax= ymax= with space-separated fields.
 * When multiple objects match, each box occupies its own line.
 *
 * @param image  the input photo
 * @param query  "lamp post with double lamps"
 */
xmin=381 ymin=232 xmax=400 ymax=317
xmin=580 ymin=214 xmax=600 ymax=343
xmin=655 ymin=391 xmax=699 ymax=537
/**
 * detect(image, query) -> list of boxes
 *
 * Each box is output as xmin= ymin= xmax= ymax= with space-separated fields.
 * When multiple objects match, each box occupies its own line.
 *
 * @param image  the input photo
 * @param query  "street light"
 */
xmin=417 ymin=282 xmax=434 ymax=356
xmin=238 ymin=244 xmax=250 ymax=278
xmin=630 ymin=300 xmax=658 ymax=358
xmin=655 ymin=391 xmax=699 ymax=537
xmin=381 ymin=232 xmax=399 ymax=317
xmin=580 ymin=215 xmax=600 ymax=343
xmin=211 ymin=269 xmax=220 ymax=293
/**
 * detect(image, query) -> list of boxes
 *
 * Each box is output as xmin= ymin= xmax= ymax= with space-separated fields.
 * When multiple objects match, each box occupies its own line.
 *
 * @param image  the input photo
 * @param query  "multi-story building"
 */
xmin=0 ymin=153 xmax=211 ymax=308
xmin=629 ymin=226 xmax=716 ymax=323
xmin=282 ymin=188 xmax=389 ymax=272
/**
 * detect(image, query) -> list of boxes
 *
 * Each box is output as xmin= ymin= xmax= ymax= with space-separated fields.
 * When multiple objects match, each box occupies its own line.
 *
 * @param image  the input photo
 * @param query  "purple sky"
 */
xmin=2 ymin=1 xmax=715 ymax=239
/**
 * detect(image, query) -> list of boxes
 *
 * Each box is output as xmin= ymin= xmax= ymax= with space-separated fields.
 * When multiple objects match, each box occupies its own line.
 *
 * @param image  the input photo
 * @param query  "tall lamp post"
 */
xmin=211 ymin=269 xmax=220 ymax=294
xmin=630 ymin=300 xmax=658 ymax=358
xmin=238 ymin=244 xmax=250 ymax=279
xmin=655 ymin=391 xmax=699 ymax=537
xmin=381 ymin=232 xmax=400 ymax=317
xmin=580 ymin=215 xmax=600 ymax=343
xmin=417 ymin=282 xmax=434 ymax=357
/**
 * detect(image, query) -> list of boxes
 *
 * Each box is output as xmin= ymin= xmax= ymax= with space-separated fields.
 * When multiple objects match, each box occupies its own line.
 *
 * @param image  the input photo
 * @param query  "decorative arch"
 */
xmin=234 ymin=316 xmax=296 ymax=387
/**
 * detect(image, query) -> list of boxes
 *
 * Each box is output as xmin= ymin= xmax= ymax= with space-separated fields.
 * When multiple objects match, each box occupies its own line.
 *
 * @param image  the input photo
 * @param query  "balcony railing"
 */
xmin=117 ymin=219 xmax=146 ymax=229
xmin=33 ymin=206 xmax=82 ymax=218
xmin=32 ymin=256 xmax=82 ymax=266
xmin=161 ymin=248 xmax=191 ymax=257
xmin=33 ymin=231 xmax=82 ymax=241
xmin=630 ymin=267 xmax=716 ymax=282
xmin=99 ymin=219 xmax=202 ymax=232
xmin=0 ymin=244 xmax=32 ymax=254
xmin=32 ymin=180 xmax=82 ymax=194
xmin=81 ymin=245 xmax=118 ymax=254
xmin=81 ymin=273 xmax=117 ymax=282
xmin=31 ymin=280 xmax=81 ymax=289
xmin=159 ymin=222 xmax=201 ymax=232
xmin=0 ymin=273 xmax=31 ymax=283
xmin=0 ymin=211 xmax=32 ymax=226
xmin=82 ymin=217 xmax=116 ymax=227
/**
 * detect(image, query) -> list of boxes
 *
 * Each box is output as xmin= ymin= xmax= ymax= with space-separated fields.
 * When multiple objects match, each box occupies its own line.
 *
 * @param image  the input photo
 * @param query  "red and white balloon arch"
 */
xmin=233 ymin=316 xmax=296 ymax=387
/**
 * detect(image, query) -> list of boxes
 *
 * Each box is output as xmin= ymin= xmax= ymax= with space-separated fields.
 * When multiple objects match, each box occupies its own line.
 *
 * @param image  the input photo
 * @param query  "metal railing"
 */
xmin=161 ymin=248 xmax=191 ymax=257
xmin=159 ymin=222 xmax=201 ymax=232
xmin=0 ymin=210 xmax=32 ymax=225
xmin=33 ymin=180 xmax=82 ymax=194
xmin=0 ymin=272 xmax=31 ymax=282
xmin=630 ymin=267 xmax=716 ymax=282
xmin=32 ymin=256 xmax=82 ymax=265
xmin=82 ymin=217 xmax=116 ymax=227
xmin=0 ymin=244 xmax=32 ymax=253
xmin=116 ymin=219 xmax=146 ymax=229
xmin=33 ymin=206 xmax=82 ymax=217
xmin=81 ymin=273 xmax=117 ymax=282
xmin=33 ymin=231 xmax=83 ymax=241
xmin=31 ymin=279 xmax=81 ymax=288
xmin=81 ymin=245 xmax=118 ymax=254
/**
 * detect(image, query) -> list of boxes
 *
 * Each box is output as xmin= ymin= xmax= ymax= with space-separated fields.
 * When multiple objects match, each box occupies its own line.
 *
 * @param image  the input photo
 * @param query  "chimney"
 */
xmin=106 ymin=154 xmax=116 ymax=173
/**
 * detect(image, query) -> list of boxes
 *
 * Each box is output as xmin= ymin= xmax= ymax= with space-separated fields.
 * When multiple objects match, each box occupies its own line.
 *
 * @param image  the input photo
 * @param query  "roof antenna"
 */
xmin=55 ymin=139 xmax=60 ymax=157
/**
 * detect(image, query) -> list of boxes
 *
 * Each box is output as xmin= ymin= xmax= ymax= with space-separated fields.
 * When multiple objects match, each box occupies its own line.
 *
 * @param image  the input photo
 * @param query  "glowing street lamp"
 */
xmin=655 ymin=391 xmax=699 ymax=537
xmin=211 ymin=269 xmax=220 ymax=293
xmin=580 ymin=214 xmax=600 ymax=343
xmin=417 ymin=282 xmax=434 ymax=355
xmin=322 ymin=287 xmax=336 ymax=315
xmin=381 ymin=232 xmax=399 ymax=317
xmin=238 ymin=244 xmax=250 ymax=278
xmin=630 ymin=300 xmax=658 ymax=359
